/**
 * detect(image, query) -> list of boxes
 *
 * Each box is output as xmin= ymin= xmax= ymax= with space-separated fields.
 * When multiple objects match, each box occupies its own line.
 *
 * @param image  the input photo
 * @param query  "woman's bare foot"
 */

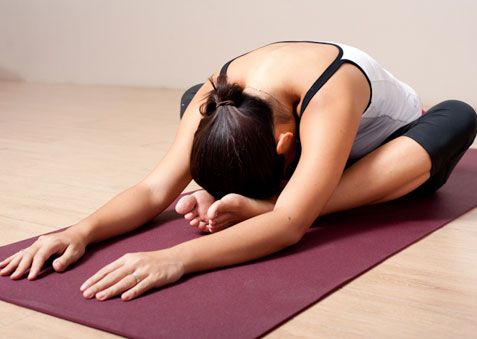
xmin=175 ymin=190 xmax=216 ymax=232
xmin=175 ymin=190 xmax=276 ymax=233
xmin=206 ymin=193 xmax=276 ymax=233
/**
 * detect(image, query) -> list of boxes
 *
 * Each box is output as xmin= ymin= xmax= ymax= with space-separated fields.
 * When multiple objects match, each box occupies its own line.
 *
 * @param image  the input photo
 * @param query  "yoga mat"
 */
xmin=0 ymin=150 xmax=476 ymax=339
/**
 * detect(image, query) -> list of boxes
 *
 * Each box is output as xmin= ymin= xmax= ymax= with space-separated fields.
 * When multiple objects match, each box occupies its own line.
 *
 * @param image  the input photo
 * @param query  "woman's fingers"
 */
xmin=19 ymin=238 xmax=69 ymax=279
xmin=27 ymin=241 xmax=78 ymax=280
xmin=95 ymin=272 xmax=141 ymax=301
xmin=121 ymin=276 xmax=153 ymax=301
xmin=78 ymin=250 xmax=186 ymax=302
xmin=0 ymin=251 xmax=22 ymax=268
xmin=52 ymin=244 xmax=84 ymax=273
xmin=27 ymin=246 xmax=54 ymax=280
xmin=80 ymin=259 xmax=123 ymax=292
xmin=10 ymin=249 xmax=36 ymax=279
xmin=1 ymin=231 xmax=87 ymax=281
xmin=82 ymin=266 xmax=129 ymax=299
xmin=0 ymin=253 xmax=23 ymax=276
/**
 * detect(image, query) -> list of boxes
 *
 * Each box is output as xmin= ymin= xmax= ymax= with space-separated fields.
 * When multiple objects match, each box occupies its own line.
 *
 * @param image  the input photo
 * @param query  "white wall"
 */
xmin=0 ymin=0 xmax=475 ymax=106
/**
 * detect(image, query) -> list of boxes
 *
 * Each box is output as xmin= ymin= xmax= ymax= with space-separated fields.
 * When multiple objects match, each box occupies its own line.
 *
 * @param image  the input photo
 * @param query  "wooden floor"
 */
xmin=0 ymin=81 xmax=475 ymax=338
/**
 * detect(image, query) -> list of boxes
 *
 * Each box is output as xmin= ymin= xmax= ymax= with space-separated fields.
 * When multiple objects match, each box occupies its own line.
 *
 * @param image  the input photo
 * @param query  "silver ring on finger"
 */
xmin=131 ymin=272 xmax=141 ymax=285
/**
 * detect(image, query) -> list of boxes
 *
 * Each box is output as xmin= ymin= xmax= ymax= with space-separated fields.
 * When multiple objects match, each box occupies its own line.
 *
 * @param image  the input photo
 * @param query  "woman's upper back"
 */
xmin=220 ymin=40 xmax=423 ymax=159
xmin=218 ymin=41 xmax=346 ymax=119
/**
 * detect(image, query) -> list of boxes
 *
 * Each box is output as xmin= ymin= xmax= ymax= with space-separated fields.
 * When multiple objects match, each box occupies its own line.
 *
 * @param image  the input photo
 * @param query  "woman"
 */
xmin=1 ymin=41 xmax=476 ymax=302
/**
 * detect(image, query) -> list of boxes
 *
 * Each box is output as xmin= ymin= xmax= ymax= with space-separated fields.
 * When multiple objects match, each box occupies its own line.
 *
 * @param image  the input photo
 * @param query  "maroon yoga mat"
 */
xmin=1 ymin=150 xmax=476 ymax=338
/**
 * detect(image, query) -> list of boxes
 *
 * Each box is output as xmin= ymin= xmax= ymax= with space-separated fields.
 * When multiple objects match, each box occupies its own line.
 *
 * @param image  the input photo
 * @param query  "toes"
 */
xmin=184 ymin=211 xmax=198 ymax=221
xmin=175 ymin=195 xmax=197 ymax=214
xmin=193 ymin=190 xmax=216 ymax=218
xmin=209 ymin=214 xmax=225 ymax=226
xmin=197 ymin=221 xmax=209 ymax=233
xmin=207 ymin=193 xmax=243 ymax=220
xmin=209 ymin=214 xmax=233 ymax=232
xmin=207 ymin=200 xmax=225 ymax=221
xmin=190 ymin=217 xmax=200 ymax=227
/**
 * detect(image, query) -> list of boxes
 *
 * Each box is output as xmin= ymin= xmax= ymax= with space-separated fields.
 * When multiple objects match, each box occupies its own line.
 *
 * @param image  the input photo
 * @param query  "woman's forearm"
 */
xmin=69 ymin=183 xmax=168 ymax=245
xmin=170 ymin=209 xmax=302 ymax=274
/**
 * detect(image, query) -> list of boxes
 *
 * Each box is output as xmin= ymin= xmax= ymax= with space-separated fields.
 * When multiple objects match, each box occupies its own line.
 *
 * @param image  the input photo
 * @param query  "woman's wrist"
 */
xmin=167 ymin=243 xmax=190 ymax=275
xmin=66 ymin=221 xmax=96 ymax=246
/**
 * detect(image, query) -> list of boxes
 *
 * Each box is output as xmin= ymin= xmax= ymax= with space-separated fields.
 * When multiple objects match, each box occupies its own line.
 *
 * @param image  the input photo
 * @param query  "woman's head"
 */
xmin=190 ymin=74 xmax=291 ymax=200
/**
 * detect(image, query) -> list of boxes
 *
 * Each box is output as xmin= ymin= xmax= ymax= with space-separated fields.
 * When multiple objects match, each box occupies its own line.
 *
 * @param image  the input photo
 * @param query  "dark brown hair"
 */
xmin=190 ymin=74 xmax=285 ymax=200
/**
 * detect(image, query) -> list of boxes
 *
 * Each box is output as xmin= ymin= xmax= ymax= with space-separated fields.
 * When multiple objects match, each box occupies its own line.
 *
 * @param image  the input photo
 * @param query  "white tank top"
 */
xmin=220 ymin=40 xmax=423 ymax=160
xmin=320 ymin=41 xmax=423 ymax=158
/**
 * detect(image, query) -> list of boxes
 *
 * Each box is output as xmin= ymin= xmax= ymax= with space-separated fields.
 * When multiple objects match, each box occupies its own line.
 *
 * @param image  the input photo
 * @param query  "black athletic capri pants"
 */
xmin=347 ymin=100 xmax=477 ymax=198
xmin=180 ymin=84 xmax=477 ymax=199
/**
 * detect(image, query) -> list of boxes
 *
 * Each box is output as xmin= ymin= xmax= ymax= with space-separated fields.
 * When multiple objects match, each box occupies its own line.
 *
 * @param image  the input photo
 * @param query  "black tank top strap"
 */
xmin=299 ymin=48 xmax=344 ymax=115
xmin=220 ymin=56 xmax=240 ymax=76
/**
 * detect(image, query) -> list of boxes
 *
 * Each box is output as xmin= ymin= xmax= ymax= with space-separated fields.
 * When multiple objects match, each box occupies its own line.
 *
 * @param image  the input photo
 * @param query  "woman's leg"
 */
xmin=321 ymin=99 xmax=477 ymax=215
xmin=180 ymin=83 xmax=204 ymax=118
xmin=320 ymin=136 xmax=432 ymax=215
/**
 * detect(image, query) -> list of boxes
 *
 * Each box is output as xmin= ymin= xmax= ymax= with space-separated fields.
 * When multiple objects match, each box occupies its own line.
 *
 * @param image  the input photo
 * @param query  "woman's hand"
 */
xmin=80 ymin=250 xmax=185 ymax=301
xmin=0 ymin=227 xmax=87 ymax=280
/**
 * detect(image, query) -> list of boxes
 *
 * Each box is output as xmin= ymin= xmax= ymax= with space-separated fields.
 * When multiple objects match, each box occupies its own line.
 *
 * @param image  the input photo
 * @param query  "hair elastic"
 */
xmin=216 ymin=100 xmax=235 ymax=107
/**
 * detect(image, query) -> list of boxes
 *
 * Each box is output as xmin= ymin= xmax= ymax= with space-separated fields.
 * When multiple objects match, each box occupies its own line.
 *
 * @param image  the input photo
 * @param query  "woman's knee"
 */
xmin=441 ymin=100 xmax=477 ymax=139
xmin=430 ymin=99 xmax=477 ymax=148
xmin=408 ymin=99 xmax=477 ymax=197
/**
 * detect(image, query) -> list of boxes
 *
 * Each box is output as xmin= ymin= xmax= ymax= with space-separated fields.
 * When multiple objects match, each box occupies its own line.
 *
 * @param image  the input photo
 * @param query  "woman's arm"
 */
xmin=72 ymin=78 xmax=217 ymax=245
xmin=164 ymin=64 xmax=370 ymax=274
xmin=70 ymin=184 xmax=168 ymax=245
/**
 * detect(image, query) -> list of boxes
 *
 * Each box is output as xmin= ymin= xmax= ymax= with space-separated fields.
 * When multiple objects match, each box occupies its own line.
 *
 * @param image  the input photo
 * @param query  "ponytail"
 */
xmin=190 ymin=74 xmax=285 ymax=200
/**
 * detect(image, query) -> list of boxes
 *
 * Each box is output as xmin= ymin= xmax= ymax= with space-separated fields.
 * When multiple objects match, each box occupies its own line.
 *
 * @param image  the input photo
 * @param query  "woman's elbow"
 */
xmin=274 ymin=209 xmax=309 ymax=246
xmin=273 ymin=205 xmax=316 ymax=246
xmin=286 ymin=229 xmax=306 ymax=246
xmin=282 ymin=219 xmax=308 ymax=246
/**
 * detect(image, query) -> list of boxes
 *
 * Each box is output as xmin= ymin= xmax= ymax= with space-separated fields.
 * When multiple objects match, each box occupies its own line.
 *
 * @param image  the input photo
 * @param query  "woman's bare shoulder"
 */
xmin=226 ymin=42 xmax=343 ymax=112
